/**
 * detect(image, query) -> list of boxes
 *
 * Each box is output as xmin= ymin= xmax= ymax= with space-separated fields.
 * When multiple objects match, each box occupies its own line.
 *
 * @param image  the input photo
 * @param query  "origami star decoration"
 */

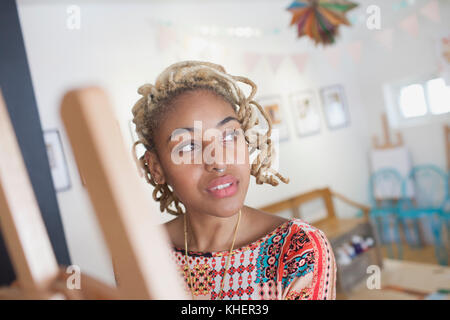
xmin=287 ymin=0 xmax=359 ymax=46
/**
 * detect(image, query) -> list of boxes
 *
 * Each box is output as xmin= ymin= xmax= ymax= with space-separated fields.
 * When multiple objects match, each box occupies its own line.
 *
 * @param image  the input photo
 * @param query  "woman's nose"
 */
xmin=203 ymin=139 xmax=227 ymax=173
xmin=213 ymin=167 xmax=226 ymax=174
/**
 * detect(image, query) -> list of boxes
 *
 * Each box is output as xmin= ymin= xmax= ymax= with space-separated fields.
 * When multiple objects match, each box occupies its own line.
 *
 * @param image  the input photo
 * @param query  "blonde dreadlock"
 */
xmin=131 ymin=60 xmax=289 ymax=216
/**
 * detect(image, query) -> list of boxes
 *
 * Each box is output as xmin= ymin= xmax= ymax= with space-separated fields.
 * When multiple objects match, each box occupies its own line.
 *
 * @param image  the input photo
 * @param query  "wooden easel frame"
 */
xmin=0 ymin=89 xmax=60 ymax=299
xmin=0 ymin=88 xmax=125 ymax=299
xmin=60 ymin=87 xmax=187 ymax=299
xmin=372 ymin=113 xmax=403 ymax=150
xmin=0 ymin=87 xmax=188 ymax=299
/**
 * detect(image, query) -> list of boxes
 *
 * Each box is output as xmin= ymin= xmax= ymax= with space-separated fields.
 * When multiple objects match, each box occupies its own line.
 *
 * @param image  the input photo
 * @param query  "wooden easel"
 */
xmin=370 ymin=112 xmax=405 ymax=207
xmin=0 ymin=89 xmax=118 ymax=299
xmin=372 ymin=113 xmax=403 ymax=150
xmin=0 ymin=89 xmax=63 ymax=299
xmin=0 ymin=88 xmax=187 ymax=299
xmin=60 ymin=87 xmax=187 ymax=299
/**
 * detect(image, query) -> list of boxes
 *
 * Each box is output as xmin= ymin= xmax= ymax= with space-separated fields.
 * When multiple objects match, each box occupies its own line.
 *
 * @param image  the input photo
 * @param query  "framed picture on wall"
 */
xmin=255 ymin=95 xmax=290 ymax=142
xmin=289 ymin=90 xmax=321 ymax=137
xmin=320 ymin=84 xmax=351 ymax=130
xmin=43 ymin=129 xmax=71 ymax=192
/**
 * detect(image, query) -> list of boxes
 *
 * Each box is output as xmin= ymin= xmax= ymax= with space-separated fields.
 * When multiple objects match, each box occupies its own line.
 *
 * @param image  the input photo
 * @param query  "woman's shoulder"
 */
xmin=275 ymin=218 xmax=336 ymax=300
xmin=282 ymin=218 xmax=332 ymax=250
xmin=257 ymin=215 xmax=333 ymax=259
xmin=285 ymin=218 xmax=329 ymax=238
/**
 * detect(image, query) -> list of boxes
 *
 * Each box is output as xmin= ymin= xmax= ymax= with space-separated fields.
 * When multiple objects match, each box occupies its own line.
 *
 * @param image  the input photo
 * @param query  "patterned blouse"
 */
xmin=171 ymin=218 xmax=337 ymax=300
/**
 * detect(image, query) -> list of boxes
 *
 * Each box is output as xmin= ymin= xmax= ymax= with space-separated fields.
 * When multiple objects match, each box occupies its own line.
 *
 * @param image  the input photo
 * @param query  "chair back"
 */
xmin=402 ymin=165 xmax=447 ymax=210
xmin=369 ymin=167 xmax=403 ymax=209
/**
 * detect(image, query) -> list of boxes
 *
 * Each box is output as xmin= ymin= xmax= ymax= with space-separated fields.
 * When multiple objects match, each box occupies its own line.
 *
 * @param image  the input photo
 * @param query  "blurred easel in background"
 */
xmin=372 ymin=113 xmax=403 ymax=150
xmin=370 ymin=112 xmax=409 ymax=205
xmin=372 ymin=113 xmax=404 ymax=150
xmin=369 ymin=112 xmax=410 ymax=259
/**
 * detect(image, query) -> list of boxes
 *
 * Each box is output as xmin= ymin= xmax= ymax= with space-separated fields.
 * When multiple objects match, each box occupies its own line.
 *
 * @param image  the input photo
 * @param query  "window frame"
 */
xmin=383 ymin=73 xmax=450 ymax=129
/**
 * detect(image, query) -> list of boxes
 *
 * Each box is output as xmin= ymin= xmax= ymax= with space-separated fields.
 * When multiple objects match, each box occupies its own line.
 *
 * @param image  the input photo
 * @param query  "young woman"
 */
xmin=130 ymin=60 xmax=336 ymax=300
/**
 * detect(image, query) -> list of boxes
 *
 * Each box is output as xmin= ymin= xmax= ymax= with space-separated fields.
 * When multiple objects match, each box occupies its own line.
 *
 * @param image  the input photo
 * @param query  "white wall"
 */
xmin=355 ymin=1 xmax=450 ymax=170
xmin=16 ymin=0 xmax=449 ymax=284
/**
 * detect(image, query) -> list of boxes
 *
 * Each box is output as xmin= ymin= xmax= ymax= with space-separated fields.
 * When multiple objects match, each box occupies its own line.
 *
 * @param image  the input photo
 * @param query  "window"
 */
xmin=398 ymin=77 xmax=450 ymax=119
xmin=383 ymin=75 xmax=450 ymax=128
xmin=399 ymin=84 xmax=427 ymax=118
xmin=426 ymin=78 xmax=450 ymax=115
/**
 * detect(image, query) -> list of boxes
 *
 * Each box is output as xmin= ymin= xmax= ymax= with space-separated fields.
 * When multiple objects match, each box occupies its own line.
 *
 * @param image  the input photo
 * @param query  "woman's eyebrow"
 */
xmin=217 ymin=116 xmax=240 ymax=127
xmin=166 ymin=116 xmax=240 ymax=144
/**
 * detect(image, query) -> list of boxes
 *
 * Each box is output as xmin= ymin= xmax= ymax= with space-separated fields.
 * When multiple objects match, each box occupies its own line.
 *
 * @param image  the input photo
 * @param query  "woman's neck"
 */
xmin=184 ymin=207 xmax=246 ymax=253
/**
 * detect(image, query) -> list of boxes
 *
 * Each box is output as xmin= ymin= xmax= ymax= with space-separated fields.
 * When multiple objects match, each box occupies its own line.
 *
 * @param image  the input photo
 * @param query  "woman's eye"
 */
xmin=179 ymin=142 xmax=199 ymax=153
xmin=223 ymin=129 xmax=240 ymax=142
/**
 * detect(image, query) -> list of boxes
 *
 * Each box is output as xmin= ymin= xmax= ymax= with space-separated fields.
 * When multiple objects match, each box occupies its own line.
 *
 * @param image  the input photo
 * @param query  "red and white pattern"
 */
xmin=171 ymin=218 xmax=336 ymax=300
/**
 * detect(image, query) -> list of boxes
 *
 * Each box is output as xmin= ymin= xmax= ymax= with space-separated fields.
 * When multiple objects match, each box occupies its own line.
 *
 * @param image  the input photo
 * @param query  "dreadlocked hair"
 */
xmin=131 ymin=60 xmax=289 ymax=216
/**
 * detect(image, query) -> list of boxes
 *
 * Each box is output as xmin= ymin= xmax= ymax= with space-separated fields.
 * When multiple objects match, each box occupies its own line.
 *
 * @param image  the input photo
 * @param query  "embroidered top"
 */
xmin=171 ymin=218 xmax=337 ymax=300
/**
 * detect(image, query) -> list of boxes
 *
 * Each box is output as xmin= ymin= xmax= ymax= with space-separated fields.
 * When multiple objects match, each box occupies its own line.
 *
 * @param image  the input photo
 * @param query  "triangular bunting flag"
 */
xmin=348 ymin=41 xmax=362 ymax=63
xmin=419 ymin=0 xmax=440 ymax=23
xmin=267 ymin=54 xmax=284 ymax=74
xmin=399 ymin=13 xmax=419 ymax=37
xmin=291 ymin=53 xmax=309 ymax=73
xmin=324 ymin=47 xmax=342 ymax=69
xmin=375 ymin=28 xmax=394 ymax=51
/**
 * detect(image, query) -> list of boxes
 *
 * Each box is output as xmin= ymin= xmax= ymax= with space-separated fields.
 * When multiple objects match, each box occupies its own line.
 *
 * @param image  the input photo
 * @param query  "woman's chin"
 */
xmin=207 ymin=204 xmax=243 ymax=218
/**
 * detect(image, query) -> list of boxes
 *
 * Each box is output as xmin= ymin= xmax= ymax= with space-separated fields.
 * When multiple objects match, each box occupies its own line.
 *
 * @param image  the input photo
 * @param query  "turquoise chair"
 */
xmin=369 ymin=168 xmax=403 ymax=260
xmin=399 ymin=165 xmax=448 ymax=265
xmin=441 ymin=172 xmax=450 ymax=261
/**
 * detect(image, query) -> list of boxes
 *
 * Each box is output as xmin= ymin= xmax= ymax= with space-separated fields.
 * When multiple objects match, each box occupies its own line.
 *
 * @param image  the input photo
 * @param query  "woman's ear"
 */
xmin=144 ymin=151 xmax=166 ymax=185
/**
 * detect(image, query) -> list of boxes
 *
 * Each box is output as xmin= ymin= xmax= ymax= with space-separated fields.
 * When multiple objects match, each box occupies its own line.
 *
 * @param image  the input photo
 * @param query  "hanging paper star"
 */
xmin=287 ymin=0 xmax=359 ymax=46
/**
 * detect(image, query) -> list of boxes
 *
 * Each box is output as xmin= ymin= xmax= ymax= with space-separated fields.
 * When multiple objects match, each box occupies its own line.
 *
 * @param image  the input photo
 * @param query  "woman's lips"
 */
xmin=206 ymin=175 xmax=239 ymax=199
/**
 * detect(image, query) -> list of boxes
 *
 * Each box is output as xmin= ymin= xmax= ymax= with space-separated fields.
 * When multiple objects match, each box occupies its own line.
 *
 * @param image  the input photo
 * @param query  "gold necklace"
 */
xmin=184 ymin=209 xmax=242 ymax=300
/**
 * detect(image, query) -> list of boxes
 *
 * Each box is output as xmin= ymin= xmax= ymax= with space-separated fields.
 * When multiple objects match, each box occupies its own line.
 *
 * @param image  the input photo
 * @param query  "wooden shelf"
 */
xmin=338 ymin=247 xmax=378 ymax=271
xmin=336 ymin=247 xmax=382 ymax=294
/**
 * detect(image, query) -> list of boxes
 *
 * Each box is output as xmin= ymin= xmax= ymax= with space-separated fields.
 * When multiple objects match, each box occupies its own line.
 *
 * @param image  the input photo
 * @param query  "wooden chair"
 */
xmin=260 ymin=187 xmax=369 ymax=238
xmin=0 ymin=88 xmax=188 ymax=299
xmin=259 ymin=187 xmax=383 ymax=294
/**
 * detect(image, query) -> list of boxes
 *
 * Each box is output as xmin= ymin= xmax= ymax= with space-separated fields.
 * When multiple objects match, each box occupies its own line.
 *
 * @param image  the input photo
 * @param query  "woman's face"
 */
xmin=147 ymin=89 xmax=251 ymax=218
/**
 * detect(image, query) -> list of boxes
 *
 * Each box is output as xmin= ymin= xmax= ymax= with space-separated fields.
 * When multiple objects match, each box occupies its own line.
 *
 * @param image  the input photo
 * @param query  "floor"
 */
xmin=379 ymin=243 xmax=442 ymax=265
